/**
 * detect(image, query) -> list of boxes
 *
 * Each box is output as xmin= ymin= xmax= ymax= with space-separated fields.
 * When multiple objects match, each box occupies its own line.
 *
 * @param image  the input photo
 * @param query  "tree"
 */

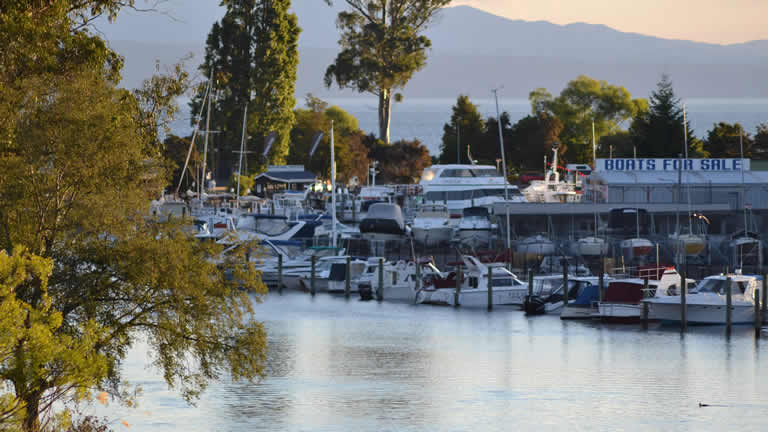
xmin=324 ymin=0 xmax=451 ymax=144
xmin=598 ymin=132 xmax=634 ymax=158
xmin=507 ymin=114 xmax=563 ymax=172
xmin=703 ymin=122 xmax=752 ymax=158
xmin=629 ymin=75 xmax=696 ymax=158
xmin=371 ymin=139 xmax=431 ymax=183
xmin=192 ymin=0 xmax=300 ymax=181
xmin=1 ymin=3 xmax=267 ymax=430
xmin=439 ymin=95 xmax=485 ymax=164
xmin=753 ymin=123 xmax=768 ymax=159
xmin=530 ymin=75 xmax=647 ymax=164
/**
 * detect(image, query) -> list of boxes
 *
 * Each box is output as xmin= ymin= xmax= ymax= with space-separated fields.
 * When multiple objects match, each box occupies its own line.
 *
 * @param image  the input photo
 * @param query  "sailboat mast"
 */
xmin=740 ymin=130 xmax=748 ymax=234
xmin=493 ymin=89 xmax=511 ymax=252
xmin=176 ymin=80 xmax=211 ymax=197
xmin=201 ymin=79 xmax=213 ymax=200
xmin=683 ymin=104 xmax=692 ymax=234
xmin=331 ymin=120 xmax=337 ymax=248
xmin=236 ymin=103 xmax=248 ymax=208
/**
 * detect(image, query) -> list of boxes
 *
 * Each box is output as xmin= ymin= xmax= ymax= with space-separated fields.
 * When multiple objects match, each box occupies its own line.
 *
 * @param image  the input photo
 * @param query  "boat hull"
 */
xmin=457 ymin=229 xmax=492 ymax=248
xmin=412 ymin=226 xmax=453 ymax=246
xmin=416 ymin=287 xmax=528 ymax=307
xmin=647 ymin=302 xmax=754 ymax=325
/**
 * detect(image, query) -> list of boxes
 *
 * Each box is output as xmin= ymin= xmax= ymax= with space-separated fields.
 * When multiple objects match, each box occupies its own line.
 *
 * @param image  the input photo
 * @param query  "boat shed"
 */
xmin=586 ymin=169 xmax=768 ymax=209
xmin=253 ymin=165 xmax=316 ymax=196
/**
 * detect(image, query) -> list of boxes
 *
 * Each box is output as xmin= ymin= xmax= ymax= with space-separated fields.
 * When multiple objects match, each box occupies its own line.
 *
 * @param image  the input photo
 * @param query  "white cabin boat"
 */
xmin=455 ymin=207 xmax=495 ymax=249
xmin=411 ymin=204 xmax=453 ymax=247
xmin=522 ymin=147 xmax=582 ymax=203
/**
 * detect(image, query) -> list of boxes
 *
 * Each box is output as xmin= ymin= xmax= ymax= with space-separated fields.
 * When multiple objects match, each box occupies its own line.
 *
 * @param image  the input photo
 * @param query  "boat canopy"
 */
xmin=462 ymin=207 xmax=489 ymax=218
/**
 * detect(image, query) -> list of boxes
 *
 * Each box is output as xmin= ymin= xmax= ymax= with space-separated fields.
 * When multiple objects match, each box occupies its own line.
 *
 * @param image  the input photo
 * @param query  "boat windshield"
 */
xmin=696 ymin=278 xmax=747 ymax=294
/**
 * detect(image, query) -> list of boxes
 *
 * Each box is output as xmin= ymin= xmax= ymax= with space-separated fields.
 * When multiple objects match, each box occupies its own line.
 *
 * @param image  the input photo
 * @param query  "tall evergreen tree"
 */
xmin=192 ymin=0 xmax=300 ymax=181
xmin=704 ymin=122 xmax=752 ymax=158
xmin=439 ymin=95 xmax=485 ymax=164
xmin=754 ymin=122 xmax=768 ymax=159
xmin=629 ymin=75 xmax=695 ymax=158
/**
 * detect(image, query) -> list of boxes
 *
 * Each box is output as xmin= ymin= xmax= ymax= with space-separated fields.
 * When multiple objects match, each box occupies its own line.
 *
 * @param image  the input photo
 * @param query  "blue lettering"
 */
xmin=701 ymin=159 xmax=710 ymax=170
xmin=733 ymin=159 xmax=742 ymax=171
xmin=685 ymin=159 xmax=693 ymax=170
xmin=605 ymin=160 xmax=614 ymax=170
xmin=647 ymin=160 xmax=656 ymax=170
xmin=616 ymin=160 xmax=625 ymax=170
xmin=626 ymin=160 xmax=635 ymax=170
xmin=663 ymin=159 xmax=672 ymax=170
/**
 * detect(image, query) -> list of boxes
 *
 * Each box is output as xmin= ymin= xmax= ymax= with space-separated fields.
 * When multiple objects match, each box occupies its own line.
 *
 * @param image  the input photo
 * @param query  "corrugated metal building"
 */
xmin=586 ymin=170 xmax=768 ymax=209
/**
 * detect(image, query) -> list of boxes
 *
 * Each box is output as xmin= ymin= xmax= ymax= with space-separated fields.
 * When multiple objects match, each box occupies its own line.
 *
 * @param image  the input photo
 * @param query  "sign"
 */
xmin=596 ymin=158 xmax=750 ymax=172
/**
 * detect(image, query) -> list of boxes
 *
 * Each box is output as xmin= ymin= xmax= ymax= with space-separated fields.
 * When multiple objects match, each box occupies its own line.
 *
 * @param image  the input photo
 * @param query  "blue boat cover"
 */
xmin=573 ymin=284 xmax=599 ymax=305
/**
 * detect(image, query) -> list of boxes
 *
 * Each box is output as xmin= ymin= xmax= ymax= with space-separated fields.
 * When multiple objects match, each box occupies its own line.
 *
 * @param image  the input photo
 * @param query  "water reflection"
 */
xmin=96 ymin=292 xmax=768 ymax=431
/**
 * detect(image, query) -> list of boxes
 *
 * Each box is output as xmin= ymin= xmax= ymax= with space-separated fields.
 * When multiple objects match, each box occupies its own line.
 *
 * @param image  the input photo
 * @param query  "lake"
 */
xmin=96 ymin=292 xmax=768 ymax=431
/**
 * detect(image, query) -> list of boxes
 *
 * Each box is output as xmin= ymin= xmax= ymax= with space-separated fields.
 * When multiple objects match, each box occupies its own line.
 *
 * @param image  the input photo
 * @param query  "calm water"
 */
xmin=171 ymin=97 xmax=768 ymax=157
xmin=96 ymin=292 xmax=768 ymax=431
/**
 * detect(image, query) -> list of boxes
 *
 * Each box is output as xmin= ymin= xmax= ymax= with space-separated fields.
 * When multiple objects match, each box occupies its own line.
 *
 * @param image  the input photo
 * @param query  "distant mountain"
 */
xmin=104 ymin=4 xmax=768 ymax=97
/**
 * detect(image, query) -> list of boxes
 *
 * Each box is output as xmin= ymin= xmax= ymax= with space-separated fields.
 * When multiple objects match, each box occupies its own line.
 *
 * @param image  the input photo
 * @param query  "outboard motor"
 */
xmin=523 ymin=295 xmax=546 ymax=315
xmin=358 ymin=283 xmax=374 ymax=301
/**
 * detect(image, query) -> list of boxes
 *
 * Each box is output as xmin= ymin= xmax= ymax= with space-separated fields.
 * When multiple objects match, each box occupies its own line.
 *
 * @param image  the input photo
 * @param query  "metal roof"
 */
xmin=253 ymin=168 xmax=316 ymax=183
xmin=588 ymin=170 xmax=768 ymax=185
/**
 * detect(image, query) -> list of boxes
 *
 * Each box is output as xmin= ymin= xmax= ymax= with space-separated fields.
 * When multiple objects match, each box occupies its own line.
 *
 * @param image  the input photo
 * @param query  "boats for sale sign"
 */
xmin=596 ymin=158 xmax=750 ymax=172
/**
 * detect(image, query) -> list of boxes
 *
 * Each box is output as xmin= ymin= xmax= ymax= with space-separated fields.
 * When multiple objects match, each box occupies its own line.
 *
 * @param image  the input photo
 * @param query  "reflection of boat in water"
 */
xmin=359 ymin=203 xmax=408 ymax=241
xmin=412 ymin=204 xmax=453 ymax=247
xmin=455 ymin=207 xmax=494 ymax=249
xmin=645 ymin=273 xmax=761 ymax=325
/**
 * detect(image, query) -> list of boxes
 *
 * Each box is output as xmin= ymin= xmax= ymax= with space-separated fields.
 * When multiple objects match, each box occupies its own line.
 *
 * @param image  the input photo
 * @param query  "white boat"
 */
xmin=355 ymin=259 xmax=444 ymax=302
xmin=415 ymin=256 xmax=526 ymax=307
xmin=359 ymin=203 xmax=408 ymax=241
xmin=258 ymin=245 xmax=344 ymax=290
xmin=411 ymin=204 xmax=453 ymax=247
xmin=516 ymin=234 xmax=555 ymax=256
xmin=644 ymin=273 xmax=761 ymax=325
xmin=572 ymin=236 xmax=608 ymax=256
xmin=522 ymin=147 xmax=582 ymax=203
xmin=522 ymin=276 xmax=607 ymax=316
xmin=538 ymin=256 xmax=591 ymax=276
xmin=597 ymin=266 xmax=696 ymax=323
xmin=296 ymin=256 xmax=364 ymax=293
xmin=621 ymin=237 xmax=654 ymax=258
xmin=419 ymin=164 xmax=526 ymax=216
xmin=455 ymin=207 xmax=495 ymax=249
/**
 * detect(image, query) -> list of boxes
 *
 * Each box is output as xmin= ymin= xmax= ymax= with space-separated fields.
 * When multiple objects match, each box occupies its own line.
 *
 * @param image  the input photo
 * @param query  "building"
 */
xmin=252 ymin=165 xmax=316 ymax=197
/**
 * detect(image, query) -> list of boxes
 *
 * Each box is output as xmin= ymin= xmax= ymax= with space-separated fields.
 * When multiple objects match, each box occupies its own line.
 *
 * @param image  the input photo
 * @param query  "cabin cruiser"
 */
xmin=295 ymin=256 xmax=366 ymax=293
xmin=419 ymin=164 xmax=526 ymax=217
xmin=257 ymin=245 xmax=344 ymax=290
xmin=516 ymin=234 xmax=556 ymax=257
xmin=356 ymin=259 xmax=444 ymax=301
xmin=522 ymin=147 xmax=582 ymax=203
xmin=411 ymin=204 xmax=453 ymax=247
xmin=455 ymin=207 xmax=495 ymax=249
xmin=217 ymin=214 xmax=321 ymax=245
xmin=523 ymin=277 xmax=603 ymax=318
xmin=359 ymin=203 xmax=408 ymax=241
xmin=415 ymin=256 xmax=526 ymax=307
xmin=644 ymin=273 xmax=761 ymax=325
xmin=572 ymin=236 xmax=608 ymax=256
xmin=597 ymin=266 xmax=696 ymax=323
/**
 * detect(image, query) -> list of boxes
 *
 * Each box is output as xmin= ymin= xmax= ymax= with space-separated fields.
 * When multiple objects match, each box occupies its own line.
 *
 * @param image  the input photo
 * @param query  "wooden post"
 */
xmin=598 ymin=263 xmax=605 ymax=302
xmin=642 ymin=301 xmax=650 ymax=329
xmin=270 ymin=200 xmax=275 ymax=216
xmin=643 ymin=277 xmax=649 ymax=299
xmin=310 ymin=255 xmax=317 ymax=296
xmin=257 ymin=202 xmax=261 ymax=214
xmin=454 ymin=265 xmax=462 ymax=308
xmin=754 ymin=288 xmax=761 ymax=330
xmin=414 ymin=261 xmax=421 ymax=303
xmin=487 ymin=266 xmax=494 ymax=311
xmin=352 ymin=195 xmax=357 ymax=222
xmin=278 ymin=254 xmax=283 ymax=295
xmin=345 ymin=256 xmax=351 ymax=299
xmin=377 ymin=258 xmax=384 ymax=302
xmin=762 ymin=275 xmax=767 ymax=325
xmin=561 ymin=258 xmax=569 ymax=311
xmin=680 ymin=269 xmax=687 ymax=331
xmin=726 ymin=276 xmax=732 ymax=331
xmin=528 ymin=269 xmax=534 ymax=298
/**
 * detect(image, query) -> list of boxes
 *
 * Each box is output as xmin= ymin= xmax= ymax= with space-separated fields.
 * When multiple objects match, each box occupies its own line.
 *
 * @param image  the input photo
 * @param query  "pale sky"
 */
xmin=454 ymin=0 xmax=768 ymax=44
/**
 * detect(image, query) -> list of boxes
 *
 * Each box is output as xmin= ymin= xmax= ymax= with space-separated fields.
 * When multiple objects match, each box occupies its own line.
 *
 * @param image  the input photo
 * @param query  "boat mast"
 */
xmin=235 ymin=103 xmax=248 ymax=208
xmin=683 ymin=104 xmax=693 ymax=235
xmin=331 ymin=120 xmax=337 ymax=248
xmin=592 ymin=123 xmax=598 ymax=238
xmin=493 ymin=88 xmax=511 ymax=252
xmin=740 ymin=129 xmax=747 ymax=269
xmin=176 ymin=79 xmax=210 ymax=197
xmin=200 ymin=75 xmax=213 ymax=200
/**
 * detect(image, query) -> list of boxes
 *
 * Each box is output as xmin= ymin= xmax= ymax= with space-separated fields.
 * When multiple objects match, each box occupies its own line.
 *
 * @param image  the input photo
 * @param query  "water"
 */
xmin=171 ymin=97 xmax=768 ymax=156
xmin=96 ymin=292 xmax=768 ymax=431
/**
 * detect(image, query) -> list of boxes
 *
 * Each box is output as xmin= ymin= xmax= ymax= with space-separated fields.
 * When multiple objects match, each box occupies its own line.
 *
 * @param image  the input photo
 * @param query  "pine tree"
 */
xmin=439 ymin=95 xmax=485 ymax=164
xmin=192 ymin=0 xmax=300 ymax=181
xmin=630 ymin=75 xmax=695 ymax=157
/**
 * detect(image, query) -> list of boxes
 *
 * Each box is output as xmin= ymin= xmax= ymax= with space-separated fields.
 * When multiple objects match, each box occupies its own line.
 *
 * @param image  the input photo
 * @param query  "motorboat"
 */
xmin=411 ymin=204 xmax=453 ymax=247
xmin=644 ymin=273 xmax=761 ymax=325
xmin=621 ymin=237 xmax=654 ymax=258
xmin=257 ymin=245 xmax=344 ymax=290
xmin=572 ymin=236 xmax=608 ymax=257
xmin=356 ymin=259 xmax=444 ymax=301
xmin=522 ymin=276 xmax=604 ymax=317
xmin=522 ymin=147 xmax=582 ymax=203
xmin=419 ymin=164 xmax=526 ymax=217
xmin=516 ymin=234 xmax=555 ymax=257
xmin=597 ymin=266 xmax=696 ymax=323
xmin=296 ymin=256 xmax=365 ymax=293
xmin=455 ymin=207 xmax=495 ymax=249
xmin=359 ymin=203 xmax=408 ymax=241
xmin=538 ymin=256 xmax=591 ymax=276
xmin=415 ymin=256 xmax=526 ymax=307
xmin=669 ymin=233 xmax=707 ymax=256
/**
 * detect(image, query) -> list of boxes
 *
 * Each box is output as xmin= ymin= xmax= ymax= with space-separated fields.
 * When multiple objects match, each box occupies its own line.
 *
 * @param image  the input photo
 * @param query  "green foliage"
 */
xmin=231 ymin=173 xmax=255 ymax=196
xmin=324 ymin=0 xmax=451 ymax=143
xmin=703 ymin=122 xmax=751 ymax=158
xmin=288 ymin=95 xmax=370 ymax=183
xmin=371 ymin=139 xmax=432 ymax=183
xmin=755 ymin=123 xmax=768 ymax=159
xmin=598 ymin=131 xmax=634 ymax=158
xmin=192 ymin=0 xmax=300 ymax=180
xmin=507 ymin=113 xmax=564 ymax=172
xmin=530 ymin=75 xmax=648 ymax=163
xmin=439 ymin=95 xmax=485 ymax=164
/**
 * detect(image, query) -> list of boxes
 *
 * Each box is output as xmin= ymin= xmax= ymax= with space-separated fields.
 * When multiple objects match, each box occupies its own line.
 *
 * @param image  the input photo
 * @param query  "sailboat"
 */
xmin=729 ymin=130 xmax=760 ymax=263
xmin=620 ymin=208 xmax=653 ymax=258
xmin=668 ymin=104 xmax=707 ymax=256
xmin=574 ymin=124 xmax=608 ymax=257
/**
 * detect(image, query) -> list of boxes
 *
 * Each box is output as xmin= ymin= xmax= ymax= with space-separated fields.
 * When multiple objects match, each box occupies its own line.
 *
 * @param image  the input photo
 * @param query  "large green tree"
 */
xmin=530 ymin=75 xmax=648 ymax=164
xmin=507 ymin=113 xmax=563 ymax=172
xmin=438 ymin=95 xmax=485 ymax=164
xmin=629 ymin=75 xmax=696 ymax=158
xmin=703 ymin=122 xmax=752 ymax=158
xmin=324 ymin=0 xmax=451 ymax=144
xmin=1 ymin=2 xmax=267 ymax=430
xmin=192 ymin=0 xmax=300 ymax=181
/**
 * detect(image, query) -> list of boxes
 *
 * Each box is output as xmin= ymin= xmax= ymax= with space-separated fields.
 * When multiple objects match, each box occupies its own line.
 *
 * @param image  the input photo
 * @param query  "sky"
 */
xmin=454 ymin=0 xmax=768 ymax=44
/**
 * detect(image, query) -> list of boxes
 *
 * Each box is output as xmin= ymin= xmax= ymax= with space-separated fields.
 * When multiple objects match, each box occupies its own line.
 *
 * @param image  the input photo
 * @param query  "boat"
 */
xmin=359 ymin=203 xmax=408 ymax=241
xmin=621 ymin=237 xmax=654 ymax=258
xmin=418 ymin=164 xmax=526 ymax=216
xmin=411 ymin=204 xmax=453 ymax=247
xmin=356 ymin=259 xmax=444 ymax=302
xmin=572 ymin=236 xmax=608 ymax=256
xmin=523 ymin=277 xmax=602 ymax=317
xmin=522 ymin=146 xmax=582 ymax=203
xmin=516 ymin=234 xmax=555 ymax=257
xmin=538 ymin=256 xmax=591 ymax=276
xmin=597 ymin=266 xmax=696 ymax=323
xmin=644 ymin=273 xmax=761 ymax=325
xmin=296 ymin=256 xmax=365 ymax=293
xmin=455 ymin=207 xmax=495 ymax=249
xmin=415 ymin=256 xmax=526 ymax=307
xmin=257 ymin=245 xmax=344 ymax=290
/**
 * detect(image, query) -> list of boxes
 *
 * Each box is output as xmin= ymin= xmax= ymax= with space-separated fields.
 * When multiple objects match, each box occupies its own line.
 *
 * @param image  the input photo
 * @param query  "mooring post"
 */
xmin=762 ymin=275 xmax=767 ymax=325
xmin=345 ymin=256 xmax=351 ymax=299
xmin=352 ymin=195 xmax=357 ymax=222
xmin=414 ymin=260 xmax=421 ymax=302
xmin=528 ymin=269 xmax=534 ymax=298
xmin=754 ymin=288 xmax=761 ymax=330
xmin=680 ymin=269 xmax=687 ymax=331
xmin=270 ymin=200 xmax=275 ymax=216
xmin=642 ymin=301 xmax=650 ymax=329
xmin=598 ymin=262 xmax=605 ymax=303
xmin=562 ymin=258 xmax=569 ymax=311
xmin=726 ymin=276 xmax=733 ymax=331
xmin=643 ymin=276 xmax=649 ymax=299
xmin=454 ymin=264 xmax=462 ymax=308
xmin=487 ymin=266 xmax=494 ymax=312
xmin=377 ymin=258 xmax=384 ymax=302
xmin=310 ymin=255 xmax=317 ymax=296
xmin=278 ymin=254 xmax=283 ymax=295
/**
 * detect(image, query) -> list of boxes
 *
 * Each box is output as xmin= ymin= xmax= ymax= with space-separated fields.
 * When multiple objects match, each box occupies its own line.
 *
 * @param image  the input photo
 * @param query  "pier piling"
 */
xmin=345 ymin=256 xmax=351 ymax=299
xmin=311 ymin=255 xmax=316 ymax=296
xmin=726 ymin=276 xmax=732 ymax=332
xmin=528 ymin=270 xmax=534 ymax=299
xmin=278 ymin=254 xmax=283 ymax=295
xmin=487 ymin=266 xmax=493 ymax=312
xmin=642 ymin=302 xmax=649 ymax=329
xmin=377 ymin=258 xmax=384 ymax=302
xmin=454 ymin=264 xmax=462 ymax=308
xmin=762 ymin=275 xmax=767 ymax=325
xmin=681 ymin=270 xmax=687 ymax=332
xmin=598 ymin=263 xmax=605 ymax=303
xmin=755 ymin=288 xmax=761 ymax=330
xmin=562 ymin=258 xmax=568 ymax=312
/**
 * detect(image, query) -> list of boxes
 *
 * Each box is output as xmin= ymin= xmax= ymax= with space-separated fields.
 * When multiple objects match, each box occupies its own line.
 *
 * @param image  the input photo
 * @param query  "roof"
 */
xmin=589 ymin=170 xmax=768 ymax=185
xmin=253 ymin=167 xmax=316 ymax=183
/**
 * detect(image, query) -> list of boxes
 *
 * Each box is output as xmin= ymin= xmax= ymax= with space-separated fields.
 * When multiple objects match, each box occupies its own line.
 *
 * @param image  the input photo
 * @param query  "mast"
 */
xmin=176 ymin=80 xmax=210 ymax=197
xmin=592 ymin=123 xmax=598 ymax=237
xmin=683 ymin=104 xmax=692 ymax=234
xmin=740 ymin=130 xmax=748 ymax=235
xmin=200 ymin=77 xmax=213 ymax=200
xmin=235 ymin=103 xmax=248 ymax=208
xmin=456 ymin=122 xmax=460 ymax=164
xmin=493 ymin=88 xmax=511 ymax=252
xmin=331 ymin=120 xmax=337 ymax=248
